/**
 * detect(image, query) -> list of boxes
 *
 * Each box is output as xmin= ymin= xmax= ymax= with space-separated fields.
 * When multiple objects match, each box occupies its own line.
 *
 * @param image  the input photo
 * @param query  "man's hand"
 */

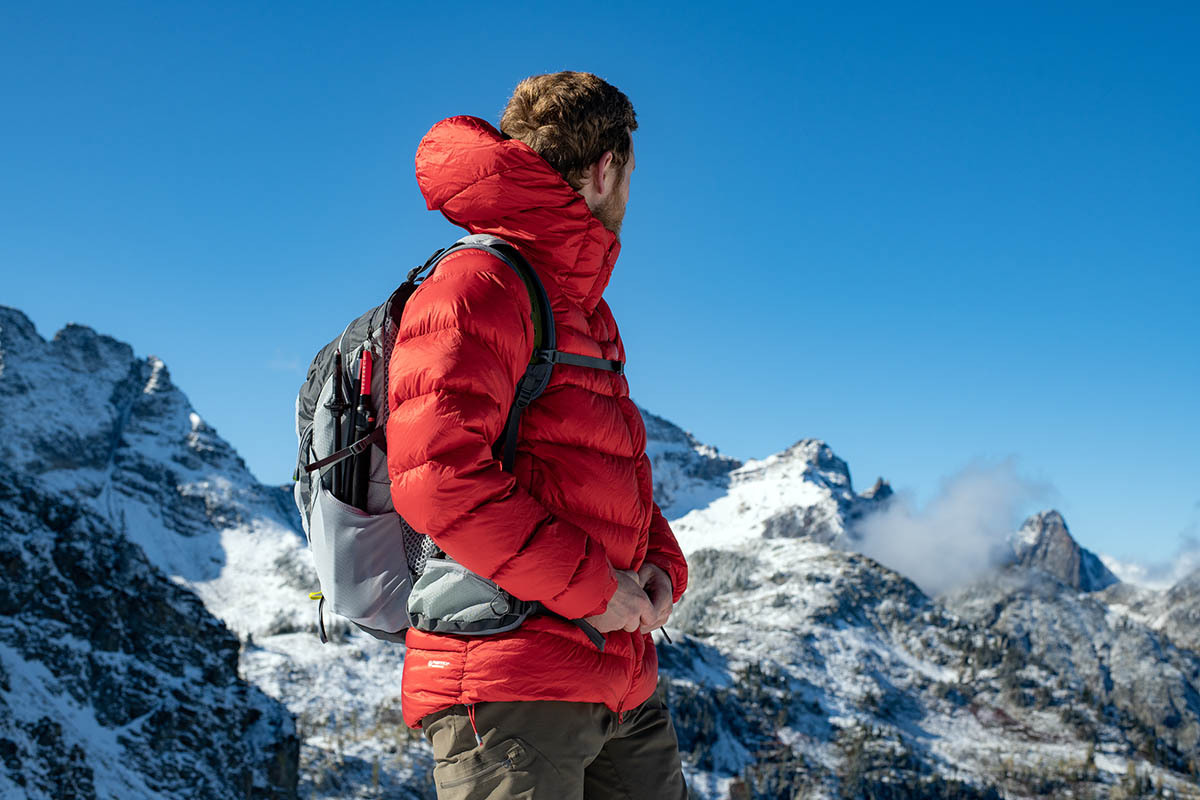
xmin=637 ymin=562 xmax=674 ymax=633
xmin=584 ymin=569 xmax=654 ymax=634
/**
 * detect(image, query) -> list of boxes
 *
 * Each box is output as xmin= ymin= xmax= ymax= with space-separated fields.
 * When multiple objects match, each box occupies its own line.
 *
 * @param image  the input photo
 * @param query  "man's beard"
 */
xmin=593 ymin=190 xmax=626 ymax=237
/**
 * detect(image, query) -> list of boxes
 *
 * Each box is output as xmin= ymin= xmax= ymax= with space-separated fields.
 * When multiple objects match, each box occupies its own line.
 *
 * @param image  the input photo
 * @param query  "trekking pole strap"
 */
xmin=304 ymin=427 xmax=386 ymax=474
xmin=571 ymin=618 xmax=606 ymax=651
xmin=527 ymin=602 xmax=606 ymax=651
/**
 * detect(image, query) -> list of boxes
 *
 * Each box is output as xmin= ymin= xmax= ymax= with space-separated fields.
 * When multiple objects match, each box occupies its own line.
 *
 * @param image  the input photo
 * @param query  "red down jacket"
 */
xmin=387 ymin=116 xmax=688 ymax=728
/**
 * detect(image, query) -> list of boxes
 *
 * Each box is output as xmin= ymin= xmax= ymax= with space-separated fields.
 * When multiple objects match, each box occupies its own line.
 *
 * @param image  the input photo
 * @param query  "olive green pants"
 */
xmin=420 ymin=687 xmax=689 ymax=799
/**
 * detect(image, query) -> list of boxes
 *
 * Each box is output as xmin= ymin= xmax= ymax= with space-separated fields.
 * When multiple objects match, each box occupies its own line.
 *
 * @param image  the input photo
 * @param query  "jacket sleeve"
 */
xmin=386 ymin=250 xmax=618 ymax=620
xmin=644 ymin=502 xmax=688 ymax=603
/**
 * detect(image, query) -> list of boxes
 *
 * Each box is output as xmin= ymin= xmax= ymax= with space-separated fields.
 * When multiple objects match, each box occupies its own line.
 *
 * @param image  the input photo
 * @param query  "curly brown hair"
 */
xmin=500 ymin=71 xmax=637 ymax=190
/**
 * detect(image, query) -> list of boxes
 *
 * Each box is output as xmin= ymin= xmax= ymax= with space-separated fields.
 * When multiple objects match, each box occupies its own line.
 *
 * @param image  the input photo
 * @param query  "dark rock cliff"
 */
xmin=0 ymin=471 xmax=298 ymax=799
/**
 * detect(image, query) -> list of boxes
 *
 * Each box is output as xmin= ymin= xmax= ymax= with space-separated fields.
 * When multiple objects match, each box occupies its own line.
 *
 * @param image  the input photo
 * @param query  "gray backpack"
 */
xmin=292 ymin=235 xmax=621 ymax=647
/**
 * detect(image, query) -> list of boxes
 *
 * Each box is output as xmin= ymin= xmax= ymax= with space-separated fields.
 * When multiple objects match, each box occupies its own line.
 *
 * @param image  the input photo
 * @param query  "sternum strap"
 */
xmin=541 ymin=349 xmax=624 ymax=375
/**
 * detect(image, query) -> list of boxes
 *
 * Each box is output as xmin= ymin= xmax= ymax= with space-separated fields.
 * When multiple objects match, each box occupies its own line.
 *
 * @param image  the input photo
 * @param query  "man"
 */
xmin=387 ymin=72 xmax=689 ymax=799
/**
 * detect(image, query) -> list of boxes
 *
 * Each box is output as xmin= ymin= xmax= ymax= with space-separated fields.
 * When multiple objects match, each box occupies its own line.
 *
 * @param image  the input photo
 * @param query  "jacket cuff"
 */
xmin=541 ymin=545 xmax=619 ymax=620
xmin=644 ymin=558 xmax=686 ymax=604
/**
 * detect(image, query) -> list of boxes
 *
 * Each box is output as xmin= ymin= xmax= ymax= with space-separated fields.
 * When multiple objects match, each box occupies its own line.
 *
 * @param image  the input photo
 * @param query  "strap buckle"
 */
xmin=535 ymin=349 xmax=625 ymax=375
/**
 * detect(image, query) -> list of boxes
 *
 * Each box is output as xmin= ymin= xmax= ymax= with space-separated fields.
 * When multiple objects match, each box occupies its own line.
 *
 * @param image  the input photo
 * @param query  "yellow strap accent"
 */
xmin=308 ymin=591 xmax=324 ymax=601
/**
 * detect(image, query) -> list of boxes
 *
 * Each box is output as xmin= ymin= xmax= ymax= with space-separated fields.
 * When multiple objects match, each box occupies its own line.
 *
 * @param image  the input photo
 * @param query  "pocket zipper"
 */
xmin=438 ymin=756 xmax=514 ymax=789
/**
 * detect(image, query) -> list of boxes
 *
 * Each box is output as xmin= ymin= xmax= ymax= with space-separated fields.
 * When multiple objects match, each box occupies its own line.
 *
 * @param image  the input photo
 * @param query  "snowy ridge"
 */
xmin=1101 ymin=566 xmax=1200 ymax=655
xmin=672 ymin=438 xmax=887 ymax=553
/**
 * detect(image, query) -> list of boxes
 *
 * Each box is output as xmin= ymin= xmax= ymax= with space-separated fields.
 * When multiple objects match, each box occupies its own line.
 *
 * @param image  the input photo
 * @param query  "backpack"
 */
xmin=292 ymin=234 xmax=623 ymax=646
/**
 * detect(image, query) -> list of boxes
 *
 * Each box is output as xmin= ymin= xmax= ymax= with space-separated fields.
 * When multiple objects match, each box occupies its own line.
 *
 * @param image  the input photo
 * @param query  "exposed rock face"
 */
xmin=761 ymin=502 xmax=844 ymax=543
xmin=0 ymin=472 xmax=297 ymax=799
xmin=1012 ymin=510 xmax=1119 ymax=592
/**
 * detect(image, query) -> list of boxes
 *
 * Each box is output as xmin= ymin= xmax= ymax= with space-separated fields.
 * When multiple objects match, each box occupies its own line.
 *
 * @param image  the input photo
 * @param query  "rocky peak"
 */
xmin=49 ymin=322 xmax=136 ymax=374
xmin=0 ymin=306 xmax=256 ymax=493
xmin=786 ymin=438 xmax=852 ymax=481
xmin=1011 ymin=510 xmax=1118 ymax=592
xmin=671 ymin=436 xmax=891 ymax=554
xmin=861 ymin=477 xmax=893 ymax=502
xmin=736 ymin=438 xmax=852 ymax=493
xmin=0 ymin=305 xmax=43 ymax=357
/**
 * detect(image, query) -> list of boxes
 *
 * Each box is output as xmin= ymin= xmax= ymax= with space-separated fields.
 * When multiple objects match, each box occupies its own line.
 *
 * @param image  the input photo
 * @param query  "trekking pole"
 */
xmin=342 ymin=350 xmax=362 ymax=504
xmin=351 ymin=347 xmax=375 ymax=510
xmin=328 ymin=349 xmax=346 ymax=500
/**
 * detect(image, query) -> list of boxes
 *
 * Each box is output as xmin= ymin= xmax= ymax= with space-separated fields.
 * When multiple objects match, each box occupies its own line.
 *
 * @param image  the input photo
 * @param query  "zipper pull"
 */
xmin=467 ymin=703 xmax=483 ymax=747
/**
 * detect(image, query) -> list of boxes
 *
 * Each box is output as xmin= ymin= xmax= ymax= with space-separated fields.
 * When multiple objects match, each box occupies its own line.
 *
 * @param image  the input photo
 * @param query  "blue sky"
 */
xmin=3 ymin=2 xmax=1197 ymax=568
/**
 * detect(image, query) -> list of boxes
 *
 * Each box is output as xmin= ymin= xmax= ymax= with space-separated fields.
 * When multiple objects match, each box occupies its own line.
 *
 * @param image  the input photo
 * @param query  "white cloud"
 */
xmin=853 ymin=457 xmax=1053 ymax=596
xmin=1100 ymin=510 xmax=1200 ymax=591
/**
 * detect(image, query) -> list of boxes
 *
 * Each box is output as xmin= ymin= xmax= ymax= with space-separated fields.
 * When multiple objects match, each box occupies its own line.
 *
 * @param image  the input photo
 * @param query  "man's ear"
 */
xmin=589 ymin=150 xmax=615 ymax=196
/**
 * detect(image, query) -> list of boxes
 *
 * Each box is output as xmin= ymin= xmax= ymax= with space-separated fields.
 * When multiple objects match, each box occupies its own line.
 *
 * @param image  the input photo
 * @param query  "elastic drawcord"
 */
xmin=466 ymin=703 xmax=482 ymax=747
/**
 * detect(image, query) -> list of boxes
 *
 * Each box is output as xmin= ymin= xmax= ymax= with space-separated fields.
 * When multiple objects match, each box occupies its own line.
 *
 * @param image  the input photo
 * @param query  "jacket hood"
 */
xmin=415 ymin=115 xmax=620 ymax=312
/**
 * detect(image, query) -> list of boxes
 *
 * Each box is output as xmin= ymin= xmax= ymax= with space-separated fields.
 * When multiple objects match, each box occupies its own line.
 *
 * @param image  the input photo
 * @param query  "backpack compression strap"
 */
xmin=304 ymin=426 xmax=386 ymax=474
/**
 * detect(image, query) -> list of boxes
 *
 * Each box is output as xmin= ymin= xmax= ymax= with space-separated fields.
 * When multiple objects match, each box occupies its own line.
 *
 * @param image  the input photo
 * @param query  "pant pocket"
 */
xmin=434 ymin=737 xmax=533 ymax=791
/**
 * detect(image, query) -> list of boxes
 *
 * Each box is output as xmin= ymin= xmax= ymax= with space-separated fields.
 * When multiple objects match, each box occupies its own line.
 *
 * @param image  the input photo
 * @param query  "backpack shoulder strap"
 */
xmin=444 ymin=236 xmax=557 ymax=355
xmin=392 ymin=235 xmax=625 ymax=473
xmin=450 ymin=238 xmax=623 ymax=471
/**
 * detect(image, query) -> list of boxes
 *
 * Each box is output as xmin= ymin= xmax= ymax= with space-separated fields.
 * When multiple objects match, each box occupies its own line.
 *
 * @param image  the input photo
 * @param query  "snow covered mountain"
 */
xmin=0 ymin=307 xmax=296 ymax=798
xmin=662 ymin=449 xmax=1200 ymax=797
xmin=3 ymin=304 xmax=1199 ymax=799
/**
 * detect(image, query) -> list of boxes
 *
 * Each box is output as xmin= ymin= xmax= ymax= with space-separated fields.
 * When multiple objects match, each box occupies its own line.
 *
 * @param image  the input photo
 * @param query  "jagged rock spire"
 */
xmin=861 ymin=477 xmax=893 ymax=502
xmin=1012 ymin=510 xmax=1119 ymax=592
